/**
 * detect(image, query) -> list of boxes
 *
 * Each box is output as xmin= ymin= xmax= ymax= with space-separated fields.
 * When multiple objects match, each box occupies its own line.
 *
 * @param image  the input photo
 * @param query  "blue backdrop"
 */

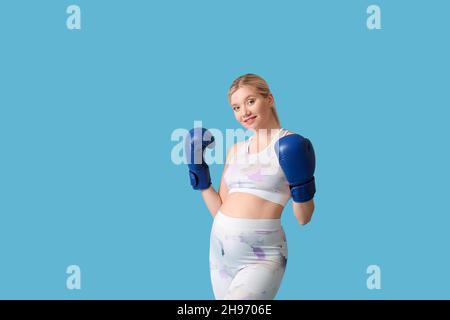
xmin=0 ymin=0 xmax=449 ymax=299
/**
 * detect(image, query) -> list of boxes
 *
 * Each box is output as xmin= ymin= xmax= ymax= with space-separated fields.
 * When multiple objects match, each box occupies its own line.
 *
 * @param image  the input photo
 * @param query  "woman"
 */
xmin=185 ymin=73 xmax=316 ymax=299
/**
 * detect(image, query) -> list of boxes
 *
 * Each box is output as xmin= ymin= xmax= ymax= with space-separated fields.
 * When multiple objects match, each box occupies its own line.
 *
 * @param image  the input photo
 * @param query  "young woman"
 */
xmin=185 ymin=73 xmax=316 ymax=300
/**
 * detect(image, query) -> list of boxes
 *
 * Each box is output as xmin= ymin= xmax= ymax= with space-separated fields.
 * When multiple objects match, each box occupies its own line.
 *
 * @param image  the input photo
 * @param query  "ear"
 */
xmin=267 ymin=93 xmax=274 ymax=107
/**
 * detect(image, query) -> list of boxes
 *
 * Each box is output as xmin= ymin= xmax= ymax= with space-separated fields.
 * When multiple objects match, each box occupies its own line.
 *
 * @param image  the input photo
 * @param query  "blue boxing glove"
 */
xmin=185 ymin=127 xmax=215 ymax=190
xmin=275 ymin=134 xmax=316 ymax=202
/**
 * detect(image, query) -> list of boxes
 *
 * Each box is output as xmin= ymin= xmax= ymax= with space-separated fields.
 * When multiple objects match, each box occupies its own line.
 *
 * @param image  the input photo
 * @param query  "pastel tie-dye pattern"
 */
xmin=209 ymin=212 xmax=288 ymax=300
xmin=223 ymin=128 xmax=291 ymax=206
xmin=247 ymin=168 xmax=264 ymax=182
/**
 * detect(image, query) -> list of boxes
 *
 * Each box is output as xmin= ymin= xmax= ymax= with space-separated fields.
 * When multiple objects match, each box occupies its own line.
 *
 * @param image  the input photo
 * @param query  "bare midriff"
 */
xmin=219 ymin=192 xmax=283 ymax=219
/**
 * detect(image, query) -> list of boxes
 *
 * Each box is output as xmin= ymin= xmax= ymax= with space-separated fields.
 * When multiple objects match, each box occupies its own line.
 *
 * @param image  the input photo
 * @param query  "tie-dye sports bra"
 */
xmin=223 ymin=128 xmax=291 ymax=207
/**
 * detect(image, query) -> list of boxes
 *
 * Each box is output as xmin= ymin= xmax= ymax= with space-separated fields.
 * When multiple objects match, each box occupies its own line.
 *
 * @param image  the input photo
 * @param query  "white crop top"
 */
xmin=224 ymin=128 xmax=291 ymax=206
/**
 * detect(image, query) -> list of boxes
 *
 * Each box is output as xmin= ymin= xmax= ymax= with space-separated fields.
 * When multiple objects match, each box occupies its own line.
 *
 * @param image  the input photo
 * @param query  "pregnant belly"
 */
xmin=219 ymin=192 xmax=283 ymax=219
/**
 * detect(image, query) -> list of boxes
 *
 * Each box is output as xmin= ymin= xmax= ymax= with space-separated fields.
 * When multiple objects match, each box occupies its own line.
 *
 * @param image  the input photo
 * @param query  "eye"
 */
xmin=233 ymin=106 xmax=240 ymax=111
xmin=247 ymin=99 xmax=254 ymax=105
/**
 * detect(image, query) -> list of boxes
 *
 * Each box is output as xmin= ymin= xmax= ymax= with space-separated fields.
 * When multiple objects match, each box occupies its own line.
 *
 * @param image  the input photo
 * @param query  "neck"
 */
xmin=252 ymin=126 xmax=282 ymax=146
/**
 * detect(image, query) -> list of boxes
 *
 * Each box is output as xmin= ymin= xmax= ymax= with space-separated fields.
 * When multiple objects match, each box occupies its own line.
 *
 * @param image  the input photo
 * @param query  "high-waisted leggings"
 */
xmin=209 ymin=210 xmax=288 ymax=300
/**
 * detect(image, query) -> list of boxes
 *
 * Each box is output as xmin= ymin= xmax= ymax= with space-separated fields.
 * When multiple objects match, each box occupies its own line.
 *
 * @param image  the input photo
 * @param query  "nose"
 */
xmin=241 ymin=105 xmax=251 ymax=117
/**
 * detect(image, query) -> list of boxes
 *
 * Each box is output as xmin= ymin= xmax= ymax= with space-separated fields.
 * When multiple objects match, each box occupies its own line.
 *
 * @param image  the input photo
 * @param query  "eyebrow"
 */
xmin=231 ymin=95 xmax=255 ymax=107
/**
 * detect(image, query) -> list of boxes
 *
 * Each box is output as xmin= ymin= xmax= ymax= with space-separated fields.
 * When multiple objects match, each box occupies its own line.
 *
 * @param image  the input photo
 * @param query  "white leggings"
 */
xmin=209 ymin=210 xmax=288 ymax=300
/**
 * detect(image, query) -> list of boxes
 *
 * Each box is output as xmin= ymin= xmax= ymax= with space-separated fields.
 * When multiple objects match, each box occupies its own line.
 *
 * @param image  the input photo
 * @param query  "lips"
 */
xmin=243 ymin=115 xmax=257 ymax=123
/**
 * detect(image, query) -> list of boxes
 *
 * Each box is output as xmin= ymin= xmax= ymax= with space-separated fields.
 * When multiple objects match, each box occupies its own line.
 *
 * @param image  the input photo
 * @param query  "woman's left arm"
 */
xmin=293 ymin=199 xmax=315 ymax=225
xmin=276 ymin=131 xmax=316 ymax=225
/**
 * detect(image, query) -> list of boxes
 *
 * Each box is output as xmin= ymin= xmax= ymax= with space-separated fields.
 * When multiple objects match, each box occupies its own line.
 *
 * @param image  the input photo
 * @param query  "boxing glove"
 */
xmin=275 ymin=134 xmax=316 ymax=202
xmin=185 ymin=127 xmax=215 ymax=190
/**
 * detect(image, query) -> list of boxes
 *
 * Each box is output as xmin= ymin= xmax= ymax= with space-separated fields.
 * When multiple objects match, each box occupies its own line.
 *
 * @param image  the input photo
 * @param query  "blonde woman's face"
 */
xmin=229 ymin=86 xmax=273 ymax=130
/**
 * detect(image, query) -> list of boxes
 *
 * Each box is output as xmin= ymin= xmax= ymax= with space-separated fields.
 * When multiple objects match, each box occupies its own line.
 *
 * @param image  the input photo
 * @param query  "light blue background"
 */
xmin=0 ymin=0 xmax=449 ymax=299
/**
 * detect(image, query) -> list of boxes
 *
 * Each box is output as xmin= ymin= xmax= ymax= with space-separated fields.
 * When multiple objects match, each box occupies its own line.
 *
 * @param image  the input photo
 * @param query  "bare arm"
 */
xmin=201 ymin=186 xmax=222 ymax=218
xmin=293 ymin=198 xmax=315 ymax=225
xmin=280 ymin=131 xmax=315 ymax=225
xmin=201 ymin=145 xmax=235 ymax=218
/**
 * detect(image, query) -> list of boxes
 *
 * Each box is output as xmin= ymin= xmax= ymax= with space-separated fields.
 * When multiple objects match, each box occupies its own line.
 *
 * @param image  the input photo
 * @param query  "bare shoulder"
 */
xmin=225 ymin=141 xmax=244 ymax=164
xmin=227 ymin=141 xmax=244 ymax=155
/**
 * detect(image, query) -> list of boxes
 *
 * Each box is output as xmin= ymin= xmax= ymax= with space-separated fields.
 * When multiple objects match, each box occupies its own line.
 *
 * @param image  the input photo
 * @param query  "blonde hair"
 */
xmin=228 ymin=73 xmax=281 ymax=126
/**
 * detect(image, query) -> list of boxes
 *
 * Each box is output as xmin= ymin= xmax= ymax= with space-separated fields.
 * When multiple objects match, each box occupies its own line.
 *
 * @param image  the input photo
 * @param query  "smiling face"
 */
xmin=229 ymin=86 xmax=275 ymax=131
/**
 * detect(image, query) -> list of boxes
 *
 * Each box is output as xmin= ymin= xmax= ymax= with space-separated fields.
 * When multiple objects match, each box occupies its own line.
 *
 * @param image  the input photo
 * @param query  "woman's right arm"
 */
xmin=201 ymin=144 xmax=235 ymax=218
